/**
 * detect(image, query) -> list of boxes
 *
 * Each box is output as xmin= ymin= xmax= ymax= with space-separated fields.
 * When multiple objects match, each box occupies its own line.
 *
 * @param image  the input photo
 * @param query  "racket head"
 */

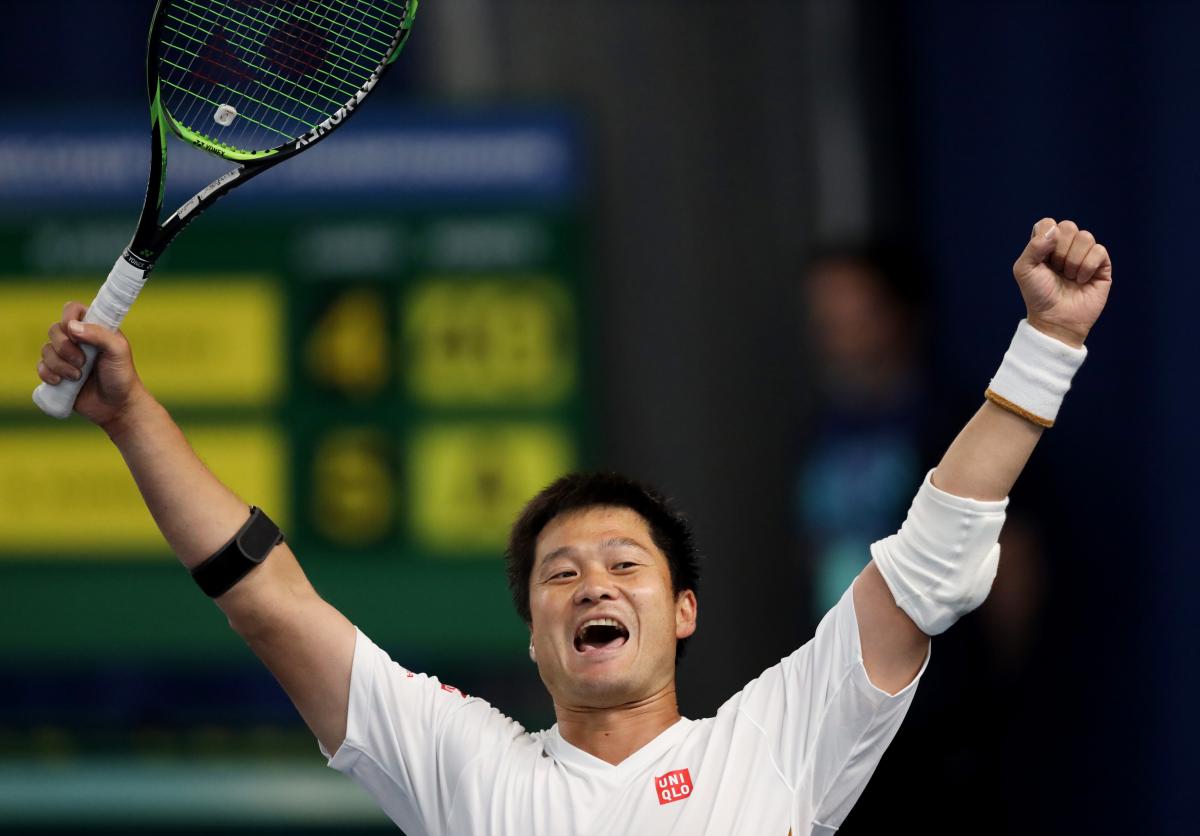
xmin=149 ymin=0 xmax=418 ymax=162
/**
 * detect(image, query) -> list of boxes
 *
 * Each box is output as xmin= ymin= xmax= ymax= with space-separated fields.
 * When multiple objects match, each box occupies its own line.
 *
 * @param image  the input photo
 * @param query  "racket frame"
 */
xmin=33 ymin=0 xmax=418 ymax=418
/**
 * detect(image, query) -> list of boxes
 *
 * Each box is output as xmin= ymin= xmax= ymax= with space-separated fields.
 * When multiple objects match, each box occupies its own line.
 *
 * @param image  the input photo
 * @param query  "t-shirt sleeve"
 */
xmin=320 ymin=628 xmax=525 ymax=836
xmin=731 ymin=584 xmax=928 ymax=830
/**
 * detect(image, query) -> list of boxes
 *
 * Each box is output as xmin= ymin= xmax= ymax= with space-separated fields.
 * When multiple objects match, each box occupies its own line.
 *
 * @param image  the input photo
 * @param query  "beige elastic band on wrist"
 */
xmin=984 ymin=388 xmax=1054 ymax=428
xmin=985 ymin=319 xmax=1087 ymax=428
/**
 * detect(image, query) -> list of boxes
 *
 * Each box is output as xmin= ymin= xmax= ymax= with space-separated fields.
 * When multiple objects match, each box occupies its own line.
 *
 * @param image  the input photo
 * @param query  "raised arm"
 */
xmin=37 ymin=303 xmax=355 ymax=754
xmin=852 ymin=218 xmax=1112 ymax=693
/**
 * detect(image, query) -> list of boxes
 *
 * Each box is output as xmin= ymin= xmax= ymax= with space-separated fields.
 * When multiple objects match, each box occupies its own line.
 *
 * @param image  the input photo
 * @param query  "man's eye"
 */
xmin=614 ymin=562 xmax=638 ymax=570
xmin=550 ymin=570 xmax=575 ymax=580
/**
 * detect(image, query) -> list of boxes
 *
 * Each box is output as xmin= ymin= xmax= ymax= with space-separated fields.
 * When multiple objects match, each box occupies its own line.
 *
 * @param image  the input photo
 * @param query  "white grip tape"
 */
xmin=32 ymin=254 xmax=149 ymax=419
xmin=870 ymin=469 xmax=1009 ymax=636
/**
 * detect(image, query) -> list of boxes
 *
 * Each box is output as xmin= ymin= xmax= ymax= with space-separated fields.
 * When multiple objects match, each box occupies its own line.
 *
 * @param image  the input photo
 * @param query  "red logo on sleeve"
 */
xmin=654 ymin=768 xmax=693 ymax=805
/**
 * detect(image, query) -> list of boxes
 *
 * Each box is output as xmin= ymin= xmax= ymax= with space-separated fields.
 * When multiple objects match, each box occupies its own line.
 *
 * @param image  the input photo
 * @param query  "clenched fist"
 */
xmin=1012 ymin=218 xmax=1113 ymax=348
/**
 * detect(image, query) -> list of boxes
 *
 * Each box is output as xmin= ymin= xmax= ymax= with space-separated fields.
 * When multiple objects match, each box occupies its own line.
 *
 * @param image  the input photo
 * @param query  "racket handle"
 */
xmin=32 ymin=253 xmax=150 ymax=419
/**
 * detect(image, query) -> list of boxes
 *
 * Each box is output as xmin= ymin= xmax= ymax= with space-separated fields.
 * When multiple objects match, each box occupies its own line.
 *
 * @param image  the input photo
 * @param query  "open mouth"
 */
xmin=573 ymin=618 xmax=630 ymax=654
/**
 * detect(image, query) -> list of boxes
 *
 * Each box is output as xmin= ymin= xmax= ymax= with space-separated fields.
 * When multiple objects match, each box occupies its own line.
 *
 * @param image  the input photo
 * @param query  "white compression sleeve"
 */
xmin=870 ymin=470 xmax=1009 ymax=636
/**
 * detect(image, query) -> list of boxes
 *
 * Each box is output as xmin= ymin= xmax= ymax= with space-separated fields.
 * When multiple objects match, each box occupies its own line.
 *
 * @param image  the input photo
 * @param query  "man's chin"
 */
xmin=564 ymin=670 xmax=640 ymax=707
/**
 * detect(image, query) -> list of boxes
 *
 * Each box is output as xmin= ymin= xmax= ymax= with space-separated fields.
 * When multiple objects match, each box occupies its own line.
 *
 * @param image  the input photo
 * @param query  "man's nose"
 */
xmin=573 ymin=565 xmax=616 ymax=604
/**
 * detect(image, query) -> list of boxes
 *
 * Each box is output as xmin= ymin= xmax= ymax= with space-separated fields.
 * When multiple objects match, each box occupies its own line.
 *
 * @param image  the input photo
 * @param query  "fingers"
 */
xmin=36 ymin=359 xmax=64 ymax=386
xmin=1062 ymin=227 xmax=1096 ymax=281
xmin=40 ymin=339 xmax=83 ymax=383
xmin=1046 ymin=219 xmax=1109 ymax=284
xmin=65 ymin=319 xmax=126 ymax=357
xmin=1013 ymin=218 xmax=1059 ymax=278
xmin=48 ymin=321 xmax=87 ymax=369
xmin=61 ymin=300 xmax=88 ymax=334
xmin=1047 ymin=219 xmax=1080 ymax=274
xmin=1031 ymin=217 xmax=1058 ymax=240
xmin=41 ymin=306 xmax=91 ymax=385
xmin=1076 ymin=243 xmax=1112 ymax=285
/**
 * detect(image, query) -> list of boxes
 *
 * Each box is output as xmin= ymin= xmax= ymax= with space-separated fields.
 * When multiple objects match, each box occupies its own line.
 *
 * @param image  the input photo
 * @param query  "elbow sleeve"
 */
xmin=870 ymin=470 xmax=1009 ymax=636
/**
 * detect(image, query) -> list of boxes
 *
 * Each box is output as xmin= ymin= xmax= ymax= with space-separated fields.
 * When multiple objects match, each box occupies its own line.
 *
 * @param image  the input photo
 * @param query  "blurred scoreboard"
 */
xmin=0 ymin=109 xmax=590 ymax=661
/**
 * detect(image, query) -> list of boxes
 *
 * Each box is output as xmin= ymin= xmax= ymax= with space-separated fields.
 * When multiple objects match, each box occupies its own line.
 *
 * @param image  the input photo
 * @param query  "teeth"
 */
xmin=576 ymin=617 xmax=625 ymax=637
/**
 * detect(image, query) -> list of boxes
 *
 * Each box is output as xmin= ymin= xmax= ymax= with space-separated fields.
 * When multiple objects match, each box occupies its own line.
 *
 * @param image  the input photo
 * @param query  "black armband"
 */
xmin=190 ymin=506 xmax=284 ymax=598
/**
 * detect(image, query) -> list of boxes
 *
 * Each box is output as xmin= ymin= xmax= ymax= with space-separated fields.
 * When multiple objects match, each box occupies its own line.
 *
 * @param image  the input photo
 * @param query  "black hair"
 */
xmin=506 ymin=471 xmax=700 ymax=660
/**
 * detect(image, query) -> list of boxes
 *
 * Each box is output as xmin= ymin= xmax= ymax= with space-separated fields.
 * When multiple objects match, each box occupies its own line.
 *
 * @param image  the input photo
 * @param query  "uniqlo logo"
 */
xmin=654 ymin=768 xmax=693 ymax=805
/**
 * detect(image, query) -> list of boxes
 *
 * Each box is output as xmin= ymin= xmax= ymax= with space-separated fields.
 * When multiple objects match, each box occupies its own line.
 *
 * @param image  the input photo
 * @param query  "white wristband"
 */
xmin=985 ymin=319 xmax=1087 ymax=427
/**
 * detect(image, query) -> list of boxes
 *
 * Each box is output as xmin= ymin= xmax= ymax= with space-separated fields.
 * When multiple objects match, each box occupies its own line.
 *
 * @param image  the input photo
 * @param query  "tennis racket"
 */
xmin=33 ymin=0 xmax=418 ymax=418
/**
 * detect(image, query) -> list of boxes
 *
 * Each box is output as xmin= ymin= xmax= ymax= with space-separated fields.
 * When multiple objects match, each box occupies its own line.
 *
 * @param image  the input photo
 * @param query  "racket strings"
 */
xmin=206 ymin=0 xmax=351 ymax=144
xmin=165 ymin=3 xmax=362 ymax=109
xmin=168 ymin=0 xmax=386 ymax=134
xmin=159 ymin=0 xmax=410 ymax=154
xmin=164 ymin=2 xmax=331 ymax=147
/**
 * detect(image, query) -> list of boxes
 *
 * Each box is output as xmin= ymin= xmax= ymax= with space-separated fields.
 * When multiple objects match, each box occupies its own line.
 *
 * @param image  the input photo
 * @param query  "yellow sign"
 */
xmin=0 ymin=424 xmax=286 ymax=556
xmin=0 ymin=278 xmax=282 ymax=408
xmin=403 ymin=278 xmax=576 ymax=406
xmin=408 ymin=423 xmax=574 ymax=552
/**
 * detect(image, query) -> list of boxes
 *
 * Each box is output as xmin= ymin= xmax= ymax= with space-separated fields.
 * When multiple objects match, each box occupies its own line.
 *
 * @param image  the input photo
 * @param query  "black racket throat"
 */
xmin=128 ymin=121 xmax=270 ymax=266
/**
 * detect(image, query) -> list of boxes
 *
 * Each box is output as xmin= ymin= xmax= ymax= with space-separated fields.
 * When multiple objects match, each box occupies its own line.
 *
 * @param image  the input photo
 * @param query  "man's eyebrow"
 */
xmin=536 ymin=537 xmax=650 ymax=568
xmin=599 ymin=536 xmax=651 ymax=554
xmin=537 ymin=545 xmax=577 ymax=568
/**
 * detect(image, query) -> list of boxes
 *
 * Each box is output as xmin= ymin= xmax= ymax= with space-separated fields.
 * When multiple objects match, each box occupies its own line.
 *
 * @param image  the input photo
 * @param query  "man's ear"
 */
xmin=675 ymin=589 xmax=697 ymax=640
xmin=528 ymin=628 xmax=536 ymax=662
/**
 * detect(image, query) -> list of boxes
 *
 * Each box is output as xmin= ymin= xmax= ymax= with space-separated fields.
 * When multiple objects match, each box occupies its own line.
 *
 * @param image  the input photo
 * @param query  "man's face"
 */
xmin=528 ymin=506 xmax=697 ymax=709
xmin=805 ymin=259 xmax=907 ymax=379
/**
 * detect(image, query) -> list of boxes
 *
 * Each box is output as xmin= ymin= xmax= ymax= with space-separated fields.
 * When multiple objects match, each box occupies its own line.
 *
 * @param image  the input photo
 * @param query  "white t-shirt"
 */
xmin=321 ymin=585 xmax=926 ymax=835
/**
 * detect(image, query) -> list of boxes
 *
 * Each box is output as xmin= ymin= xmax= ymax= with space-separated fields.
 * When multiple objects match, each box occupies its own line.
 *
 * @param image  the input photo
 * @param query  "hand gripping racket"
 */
xmin=33 ymin=0 xmax=418 ymax=418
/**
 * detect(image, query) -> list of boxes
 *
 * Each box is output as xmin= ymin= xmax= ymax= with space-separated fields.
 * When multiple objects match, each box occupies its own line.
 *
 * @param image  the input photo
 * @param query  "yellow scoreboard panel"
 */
xmin=0 ymin=276 xmax=286 ymax=555
xmin=0 ymin=278 xmax=283 ymax=408
xmin=0 ymin=424 xmax=286 ymax=553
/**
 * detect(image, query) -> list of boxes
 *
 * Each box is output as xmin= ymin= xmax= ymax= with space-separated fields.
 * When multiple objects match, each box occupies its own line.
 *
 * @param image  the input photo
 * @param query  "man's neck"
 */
xmin=553 ymin=684 xmax=682 ymax=766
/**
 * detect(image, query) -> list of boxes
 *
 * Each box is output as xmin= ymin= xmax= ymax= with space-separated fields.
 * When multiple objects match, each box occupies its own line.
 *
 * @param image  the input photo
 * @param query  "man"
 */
xmin=36 ymin=218 xmax=1110 ymax=834
xmin=795 ymin=241 xmax=939 ymax=612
